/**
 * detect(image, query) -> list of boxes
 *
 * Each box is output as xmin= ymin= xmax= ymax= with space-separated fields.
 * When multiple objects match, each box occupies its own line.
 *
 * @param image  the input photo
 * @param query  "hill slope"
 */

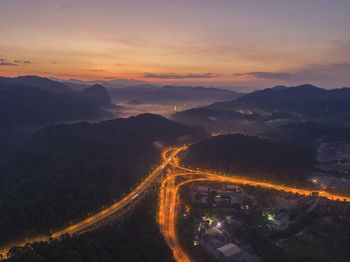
xmin=171 ymin=84 xmax=350 ymax=134
xmin=108 ymin=85 xmax=241 ymax=104
xmin=0 ymin=76 xmax=73 ymax=94
xmin=182 ymin=134 xmax=315 ymax=185
xmin=0 ymin=83 xmax=111 ymax=130
xmin=0 ymin=114 xmax=206 ymax=244
xmin=210 ymin=84 xmax=350 ymax=120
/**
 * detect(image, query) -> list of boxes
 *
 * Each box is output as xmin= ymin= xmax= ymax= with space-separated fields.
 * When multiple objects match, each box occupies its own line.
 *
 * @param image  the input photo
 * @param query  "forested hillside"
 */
xmin=0 ymin=114 xmax=206 ymax=244
xmin=5 ymin=194 xmax=175 ymax=262
xmin=182 ymin=134 xmax=315 ymax=185
xmin=0 ymin=84 xmax=110 ymax=130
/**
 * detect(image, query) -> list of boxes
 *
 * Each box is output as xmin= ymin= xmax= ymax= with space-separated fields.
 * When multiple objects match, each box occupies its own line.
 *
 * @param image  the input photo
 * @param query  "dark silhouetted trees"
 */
xmin=182 ymin=134 xmax=315 ymax=185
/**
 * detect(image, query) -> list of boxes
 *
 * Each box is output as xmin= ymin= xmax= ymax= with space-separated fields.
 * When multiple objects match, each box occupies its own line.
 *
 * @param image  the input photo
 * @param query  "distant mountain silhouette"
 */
xmin=271 ymin=85 xmax=288 ymax=90
xmin=60 ymin=81 xmax=90 ymax=91
xmin=172 ymin=84 xmax=350 ymax=129
xmin=82 ymin=84 xmax=114 ymax=108
xmin=0 ymin=75 xmax=74 ymax=94
xmin=171 ymin=107 xmax=261 ymax=123
xmin=54 ymin=77 xmax=149 ymax=89
xmin=1 ymin=76 xmax=117 ymax=108
xmin=0 ymin=82 xmax=112 ymax=135
xmin=108 ymin=85 xmax=242 ymax=104
xmin=56 ymin=77 xmax=243 ymax=105
xmin=209 ymin=84 xmax=329 ymax=112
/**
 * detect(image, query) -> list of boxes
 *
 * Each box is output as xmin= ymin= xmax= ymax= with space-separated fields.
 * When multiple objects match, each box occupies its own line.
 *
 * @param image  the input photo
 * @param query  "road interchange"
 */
xmin=0 ymin=146 xmax=185 ymax=259
xmin=159 ymin=147 xmax=350 ymax=262
xmin=1 ymin=145 xmax=350 ymax=260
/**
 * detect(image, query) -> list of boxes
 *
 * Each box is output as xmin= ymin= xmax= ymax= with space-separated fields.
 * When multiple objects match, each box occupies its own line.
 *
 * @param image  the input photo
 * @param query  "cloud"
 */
xmin=0 ymin=62 xmax=17 ymax=66
xmin=57 ymin=73 xmax=80 ymax=77
xmin=103 ymin=77 xmax=117 ymax=80
xmin=234 ymin=71 xmax=293 ymax=80
xmin=143 ymin=72 xmax=220 ymax=79
xmin=234 ymin=63 xmax=350 ymax=82
xmin=13 ymin=59 xmax=32 ymax=64
xmin=88 ymin=69 xmax=104 ymax=72
xmin=0 ymin=57 xmax=32 ymax=66
xmin=0 ymin=58 xmax=17 ymax=66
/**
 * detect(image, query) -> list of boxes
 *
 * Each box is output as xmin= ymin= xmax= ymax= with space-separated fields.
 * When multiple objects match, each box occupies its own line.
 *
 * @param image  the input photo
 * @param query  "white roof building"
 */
xmin=217 ymin=243 xmax=242 ymax=259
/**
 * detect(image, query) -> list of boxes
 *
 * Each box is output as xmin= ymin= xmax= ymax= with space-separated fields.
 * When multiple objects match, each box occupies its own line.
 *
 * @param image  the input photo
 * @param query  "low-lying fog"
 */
xmin=116 ymin=102 xmax=211 ymax=118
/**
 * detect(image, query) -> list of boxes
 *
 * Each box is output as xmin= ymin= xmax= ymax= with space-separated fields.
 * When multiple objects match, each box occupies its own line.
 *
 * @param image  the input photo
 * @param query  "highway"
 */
xmin=2 ymin=145 xmax=350 ymax=261
xmin=0 ymin=146 xmax=187 ymax=258
xmin=158 ymin=148 xmax=350 ymax=262
xmin=159 ymin=174 xmax=191 ymax=262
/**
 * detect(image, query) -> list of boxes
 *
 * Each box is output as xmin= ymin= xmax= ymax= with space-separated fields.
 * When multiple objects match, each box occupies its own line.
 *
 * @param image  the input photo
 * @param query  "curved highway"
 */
xmin=2 ymin=145 xmax=349 ymax=261
xmin=159 ymin=147 xmax=350 ymax=262
xmin=0 ymin=146 xmax=187 ymax=258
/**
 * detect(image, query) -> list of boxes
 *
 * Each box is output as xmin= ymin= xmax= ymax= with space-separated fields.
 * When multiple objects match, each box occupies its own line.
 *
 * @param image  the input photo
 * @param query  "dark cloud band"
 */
xmin=143 ymin=73 xmax=220 ymax=79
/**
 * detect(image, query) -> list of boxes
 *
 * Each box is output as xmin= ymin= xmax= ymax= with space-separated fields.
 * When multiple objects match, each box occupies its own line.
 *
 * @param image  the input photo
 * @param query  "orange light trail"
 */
xmin=158 ymin=147 xmax=350 ymax=262
xmin=0 ymin=146 xmax=187 ymax=258
xmin=1 ymin=146 xmax=349 ymax=260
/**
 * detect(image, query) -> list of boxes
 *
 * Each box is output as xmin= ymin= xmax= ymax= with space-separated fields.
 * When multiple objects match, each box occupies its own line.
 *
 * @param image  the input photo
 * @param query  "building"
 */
xmin=230 ymin=195 xmax=244 ymax=205
xmin=225 ymin=185 xmax=241 ymax=192
xmin=215 ymin=197 xmax=231 ymax=207
xmin=217 ymin=243 xmax=243 ymax=261
xmin=194 ymin=186 xmax=209 ymax=192
xmin=200 ymin=196 xmax=208 ymax=204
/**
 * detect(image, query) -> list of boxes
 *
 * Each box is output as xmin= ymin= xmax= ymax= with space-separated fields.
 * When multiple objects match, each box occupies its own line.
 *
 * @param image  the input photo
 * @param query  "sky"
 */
xmin=0 ymin=0 xmax=350 ymax=90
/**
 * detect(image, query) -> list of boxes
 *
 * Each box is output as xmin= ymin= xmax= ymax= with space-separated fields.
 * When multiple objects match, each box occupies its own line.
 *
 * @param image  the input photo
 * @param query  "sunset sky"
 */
xmin=1 ymin=0 xmax=350 ymax=90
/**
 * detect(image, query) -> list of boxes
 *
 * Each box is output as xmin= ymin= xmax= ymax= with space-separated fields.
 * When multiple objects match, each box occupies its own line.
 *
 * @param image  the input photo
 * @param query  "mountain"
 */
xmin=1 ymin=76 xmax=117 ymax=108
xmin=0 ymin=75 xmax=74 ymax=94
xmin=103 ymin=78 xmax=149 ymax=87
xmin=108 ymin=85 xmax=242 ymax=104
xmin=0 ymin=114 xmax=207 ymax=244
xmin=209 ymin=84 xmax=350 ymax=117
xmin=209 ymin=84 xmax=329 ymax=112
xmin=0 ymin=81 xmax=114 ymax=147
xmin=171 ymin=84 xmax=350 ymax=133
xmin=162 ymin=85 xmax=241 ymax=101
xmin=53 ymin=77 xmax=150 ymax=89
xmin=171 ymin=107 xmax=261 ymax=124
xmin=0 ymin=77 xmax=121 ymax=131
xmin=59 ymin=81 xmax=90 ymax=91
xmin=82 ymin=84 xmax=113 ymax=107
xmin=0 ymin=83 xmax=111 ymax=129
xmin=54 ymin=76 xmax=243 ymax=105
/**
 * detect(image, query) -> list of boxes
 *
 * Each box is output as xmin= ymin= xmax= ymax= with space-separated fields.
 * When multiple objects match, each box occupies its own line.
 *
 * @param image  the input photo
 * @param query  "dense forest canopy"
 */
xmin=182 ymin=134 xmax=315 ymax=185
xmin=5 ymin=194 xmax=175 ymax=262
xmin=0 ymin=114 xmax=206 ymax=244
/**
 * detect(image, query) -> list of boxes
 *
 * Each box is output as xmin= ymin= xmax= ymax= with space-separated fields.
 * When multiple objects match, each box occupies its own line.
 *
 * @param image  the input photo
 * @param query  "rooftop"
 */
xmin=217 ymin=243 xmax=242 ymax=257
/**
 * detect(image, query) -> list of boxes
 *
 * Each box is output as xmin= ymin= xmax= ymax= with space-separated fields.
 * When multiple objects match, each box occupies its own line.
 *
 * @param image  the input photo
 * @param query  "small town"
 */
xmin=179 ymin=182 xmax=348 ymax=262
